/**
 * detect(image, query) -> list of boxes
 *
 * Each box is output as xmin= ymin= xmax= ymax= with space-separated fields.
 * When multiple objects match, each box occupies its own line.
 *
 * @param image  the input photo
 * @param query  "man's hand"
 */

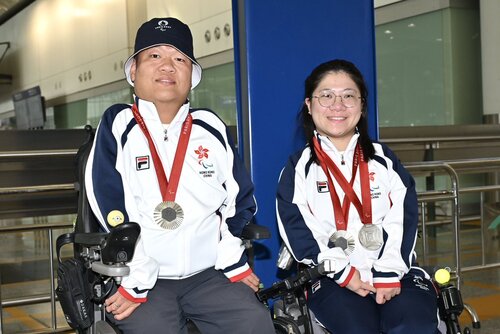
xmin=375 ymin=286 xmax=401 ymax=304
xmin=105 ymin=290 xmax=141 ymax=320
xmin=237 ymin=272 xmax=261 ymax=292
xmin=345 ymin=269 xmax=377 ymax=297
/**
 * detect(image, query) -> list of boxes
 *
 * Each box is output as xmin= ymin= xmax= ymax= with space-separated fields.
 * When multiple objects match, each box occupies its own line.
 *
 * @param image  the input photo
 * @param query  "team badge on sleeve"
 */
xmin=136 ymin=156 xmax=150 ymax=170
xmin=107 ymin=210 xmax=125 ymax=227
xmin=317 ymin=181 xmax=329 ymax=193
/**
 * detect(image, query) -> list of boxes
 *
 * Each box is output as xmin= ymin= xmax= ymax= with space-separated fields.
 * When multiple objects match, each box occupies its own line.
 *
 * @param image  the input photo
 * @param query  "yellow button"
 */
xmin=107 ymin=210 xmax=125 ymax=227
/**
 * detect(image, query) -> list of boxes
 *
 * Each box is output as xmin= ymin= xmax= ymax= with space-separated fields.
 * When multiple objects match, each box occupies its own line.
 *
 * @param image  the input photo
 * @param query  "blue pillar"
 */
xmin=232 ymin=0 xmax=378 ymax=288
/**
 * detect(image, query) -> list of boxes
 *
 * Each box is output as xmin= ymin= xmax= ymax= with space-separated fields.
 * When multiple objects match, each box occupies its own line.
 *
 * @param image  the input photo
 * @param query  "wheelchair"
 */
xmin=257 ymin=246 xmax=479 ymax=334
xmin=55 ymin=125 xmax=271 ymax=334
xmin=55 ymin=125 xmax=138 ymax=334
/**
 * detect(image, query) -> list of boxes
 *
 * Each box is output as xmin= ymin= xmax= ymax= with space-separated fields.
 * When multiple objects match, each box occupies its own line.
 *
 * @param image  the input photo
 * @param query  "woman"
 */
xmin=276 ymin=59 xmax=439 ymax=333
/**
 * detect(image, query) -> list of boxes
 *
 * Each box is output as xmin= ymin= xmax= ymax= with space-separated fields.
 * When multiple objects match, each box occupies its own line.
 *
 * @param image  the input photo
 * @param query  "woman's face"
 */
xmin=305 ymin=71 xmax=363 ymax=148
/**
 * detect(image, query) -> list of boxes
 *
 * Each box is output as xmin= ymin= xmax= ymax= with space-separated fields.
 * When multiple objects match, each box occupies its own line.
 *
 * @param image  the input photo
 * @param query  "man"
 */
xmin=85 ymin=17 xmax=274 ymax=333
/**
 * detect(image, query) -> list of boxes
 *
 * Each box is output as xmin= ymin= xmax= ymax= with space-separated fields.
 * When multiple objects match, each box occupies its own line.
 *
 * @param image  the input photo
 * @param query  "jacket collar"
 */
xmin=314 ymin=131 xmax=360 ymax=154
xmin=134 ymin=95 xmax=190 ymax=130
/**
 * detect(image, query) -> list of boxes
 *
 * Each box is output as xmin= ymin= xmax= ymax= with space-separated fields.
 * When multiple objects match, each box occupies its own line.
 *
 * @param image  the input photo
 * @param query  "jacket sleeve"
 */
xmin=85 ymin=107 xmax=159 ymax=301
xmin=215 ymin=126 xmax=257 ymax=280
xmin=371 ymin=144 xmax=419 ymax=288
xmin=276 ymin=153 xmax=353 ymax=286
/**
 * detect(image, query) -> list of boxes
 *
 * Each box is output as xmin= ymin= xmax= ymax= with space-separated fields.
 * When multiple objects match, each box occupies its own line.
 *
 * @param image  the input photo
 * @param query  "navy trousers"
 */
xmin=307 ymin=272 xmax=440 ymax=334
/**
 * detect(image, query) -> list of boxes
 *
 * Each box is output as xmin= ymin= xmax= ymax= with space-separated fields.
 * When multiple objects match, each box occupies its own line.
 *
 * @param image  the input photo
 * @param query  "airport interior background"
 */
xmin=0 ymin=0 xmax=499 ymax=333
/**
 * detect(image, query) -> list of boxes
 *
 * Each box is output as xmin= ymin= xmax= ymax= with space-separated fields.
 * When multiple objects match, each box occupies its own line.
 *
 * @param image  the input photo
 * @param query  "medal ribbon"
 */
xmin=132 ymin=103 xmax=192 ymax=202
xmin=313 ymin=137 xmax=372 ymax=231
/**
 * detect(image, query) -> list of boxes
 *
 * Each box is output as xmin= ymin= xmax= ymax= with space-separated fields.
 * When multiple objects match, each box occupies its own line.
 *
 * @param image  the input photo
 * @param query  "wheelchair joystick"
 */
xmin=435 ymin=269 xmax=451 ymax=285
xmin=257 ymin=261 xmax=334 ymax=334
xmin=434 ymin=268 xmax=471 ymax=334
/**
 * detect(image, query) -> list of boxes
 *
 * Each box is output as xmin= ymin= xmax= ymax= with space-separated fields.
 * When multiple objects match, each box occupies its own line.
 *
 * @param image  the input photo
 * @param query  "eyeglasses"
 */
xmin=312 ymin=90 xmax=361 ymax=108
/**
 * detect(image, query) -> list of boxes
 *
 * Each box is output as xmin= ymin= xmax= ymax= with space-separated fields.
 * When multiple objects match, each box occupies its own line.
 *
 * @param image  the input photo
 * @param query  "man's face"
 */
xmin=130 ymin=45 xmax=193 ymax=107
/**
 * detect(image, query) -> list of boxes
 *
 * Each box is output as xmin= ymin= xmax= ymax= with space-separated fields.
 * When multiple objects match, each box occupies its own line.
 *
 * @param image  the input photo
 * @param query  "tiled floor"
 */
xmin=421 ymin=219 xmax=500 ymax=334
xmin=460 ymin=269 xmax=500 ymax=333
xmin=0 ymin=216 xmax=499 ymax=334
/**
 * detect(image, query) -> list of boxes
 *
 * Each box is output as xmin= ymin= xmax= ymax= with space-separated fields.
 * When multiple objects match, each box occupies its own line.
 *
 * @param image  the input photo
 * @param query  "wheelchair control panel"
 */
xmin=56 ymin=222 xmax=141 ymax=333
xmin=257 ymin=261 xmax=334 ymax=334
xmin=433 ymin=267 xmax=476 ymax=334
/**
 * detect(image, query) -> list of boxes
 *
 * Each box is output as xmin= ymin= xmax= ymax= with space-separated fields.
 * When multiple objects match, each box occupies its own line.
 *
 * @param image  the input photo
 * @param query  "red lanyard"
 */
xmin=131 ymin=104 xmax=192 ymax=202
xmin=313 ymin=137 xmax=372 ymax=230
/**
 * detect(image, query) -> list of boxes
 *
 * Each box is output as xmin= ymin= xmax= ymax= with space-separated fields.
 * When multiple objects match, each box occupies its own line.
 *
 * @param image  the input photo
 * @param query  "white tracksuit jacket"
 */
xmin=85 ymin=97 xmax=256 ymax=301
xmin=276 ymin=132 xmax=420 ymax=288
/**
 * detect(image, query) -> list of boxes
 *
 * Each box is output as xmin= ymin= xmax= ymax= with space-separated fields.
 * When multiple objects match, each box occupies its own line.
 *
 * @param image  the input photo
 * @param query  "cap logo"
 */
xmin=125 ymin=17 xmax=202 ymax=89
xmin=156 ymin=20 xmax=171 ymax=31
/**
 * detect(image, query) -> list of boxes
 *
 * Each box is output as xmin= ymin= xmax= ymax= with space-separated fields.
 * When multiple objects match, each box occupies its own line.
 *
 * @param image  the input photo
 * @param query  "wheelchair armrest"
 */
xmin=91 ymin=261 xmax=130 ymax=278
xmin=74 ymin=232 xmax=108 ymax=246
xmin=241 ymin=224 xmax=271 ymax=240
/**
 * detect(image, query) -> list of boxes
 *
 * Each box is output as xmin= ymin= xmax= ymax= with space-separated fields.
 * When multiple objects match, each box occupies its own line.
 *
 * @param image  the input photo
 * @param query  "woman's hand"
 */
xmin=345 ymin=269 xmax=377 ymax=297
xmin=375 ymin=286 xmax=401 ymax=304
xmin=237 ymin=272 xmax=261 ymax=292
xmin=105 ymin=290 xmax=141 ymax=320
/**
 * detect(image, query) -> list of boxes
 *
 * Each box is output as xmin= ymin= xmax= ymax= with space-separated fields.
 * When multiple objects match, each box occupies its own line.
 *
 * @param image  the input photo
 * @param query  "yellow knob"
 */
xmin=434 ymin=268 xmax=451 ymax=285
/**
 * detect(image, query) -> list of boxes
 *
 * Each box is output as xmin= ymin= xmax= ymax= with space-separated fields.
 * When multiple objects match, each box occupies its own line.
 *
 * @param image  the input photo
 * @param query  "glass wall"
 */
xmin=376 ymin=6 xmax=481 ymax=127
xmin=7 ymin=5 xmax=482 ymax=134
xmin=52 ymin=87 xmax=132 ymax=129
xmin=189 ymin=62 xmax=238 ymax=126
xmin=86 ymin=88 xmax=133 ymax=127
xmin=46 ymin=63 xmax=237 ymax=132
xmin=189 ymin=62 xmax=238 ymax=144
xmin=375 ymin=4 xmax=483 ymax=211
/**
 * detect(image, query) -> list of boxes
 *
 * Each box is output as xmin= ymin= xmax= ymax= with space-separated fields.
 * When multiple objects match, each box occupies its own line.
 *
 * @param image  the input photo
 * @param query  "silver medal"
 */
xmin=153 ymin=201 xmax=184 ymax=230
xmin=358 ymin=224 xmax=383 ymax=250
xmin=329 ymin=230 xmax=355 ymax=255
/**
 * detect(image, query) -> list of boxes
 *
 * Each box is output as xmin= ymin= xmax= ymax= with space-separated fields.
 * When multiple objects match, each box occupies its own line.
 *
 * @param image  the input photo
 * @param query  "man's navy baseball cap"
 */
xmin=124 ymin=17 xmax=202 ymax=89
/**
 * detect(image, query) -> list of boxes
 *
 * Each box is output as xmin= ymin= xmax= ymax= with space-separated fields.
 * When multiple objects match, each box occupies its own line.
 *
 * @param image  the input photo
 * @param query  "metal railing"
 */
xmin=0 ymin=220 xmax=74 ymax=333
xmin=462 ymin=185 xmax=500 ymax=273
xmin=0 ymin=184 xmax=75 ymax=195
xmin=0 ymin=149 xmax=77 ymax=159
xmin=403 ymin=159 xmax=500 ymax=328
xmin=0 ymin=146 xmax=79 ymax=333
xmin=0 ymin=149 xmax=77 ymax=197
xmin=0 ymin=146 xmax=80 ymax=333
xmin=406 ymin=158 xmax=500 ymax=285
xmin=406 ymin=162 xmax=462 ymax=281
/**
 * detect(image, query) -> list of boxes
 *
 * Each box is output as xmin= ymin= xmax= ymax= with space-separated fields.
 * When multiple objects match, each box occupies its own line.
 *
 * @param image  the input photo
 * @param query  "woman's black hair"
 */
xmin=300 ymin=59 xmax=375 ymax=163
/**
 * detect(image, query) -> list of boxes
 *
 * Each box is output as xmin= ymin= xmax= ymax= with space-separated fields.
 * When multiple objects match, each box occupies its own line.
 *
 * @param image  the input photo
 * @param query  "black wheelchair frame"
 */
xmin=55 ymin=125 xmax=137 ymax=334
xmin=257 ymin=262 xmax=333 ymax=334
xmin=56 ymin=222 xmax=141 ymax=334
xmin=257 ymin=259 xmax=477 ymax=334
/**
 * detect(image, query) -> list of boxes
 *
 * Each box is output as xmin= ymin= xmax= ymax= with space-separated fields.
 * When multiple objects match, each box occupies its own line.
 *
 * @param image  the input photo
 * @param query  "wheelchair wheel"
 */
xmin=273 ymin=316 xmax=302 ymax=334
